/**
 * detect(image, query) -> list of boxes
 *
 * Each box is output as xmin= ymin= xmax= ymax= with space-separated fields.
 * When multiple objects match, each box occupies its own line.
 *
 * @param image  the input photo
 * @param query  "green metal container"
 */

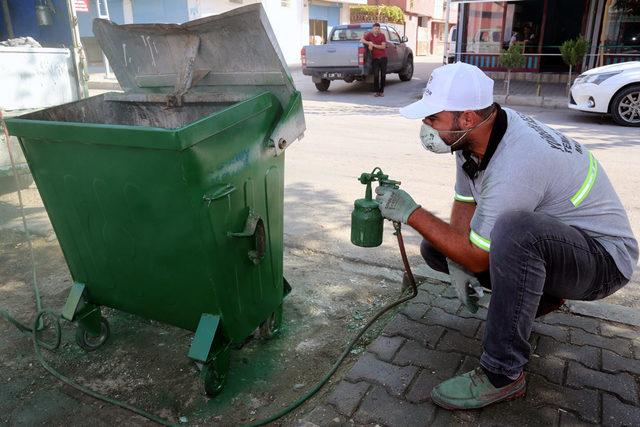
xmin=4 ymin=4 xmax=305 ymax=396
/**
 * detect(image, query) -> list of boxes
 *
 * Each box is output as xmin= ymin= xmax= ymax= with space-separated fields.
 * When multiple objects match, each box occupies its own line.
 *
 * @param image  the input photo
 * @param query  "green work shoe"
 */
xmin=431 ymin=367 xmax=526 ymax=410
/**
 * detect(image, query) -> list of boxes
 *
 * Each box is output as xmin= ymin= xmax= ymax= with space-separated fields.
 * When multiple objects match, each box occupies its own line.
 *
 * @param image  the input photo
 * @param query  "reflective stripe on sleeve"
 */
xmin=454 ymin=193 xmax=476 ymax=203
xmin=469 ymin=230 xmax=491 ymax=252
xmin=570 ymin=152 xmax=598 ymax=207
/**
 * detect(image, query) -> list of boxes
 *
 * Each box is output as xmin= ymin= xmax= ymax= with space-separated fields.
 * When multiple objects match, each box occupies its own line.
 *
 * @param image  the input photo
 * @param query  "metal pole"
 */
xmin=96 ymin=0 xmax=111 ymax=77
xmin=456 ymin=1 xmax=464 ymax=62
xmin=443 ymin=0 xmax=451 ymax=64
xmin=66 ymin=0 xmax=89 ymax=98
xmin=2 ymin=0 xmax=14 ymax=39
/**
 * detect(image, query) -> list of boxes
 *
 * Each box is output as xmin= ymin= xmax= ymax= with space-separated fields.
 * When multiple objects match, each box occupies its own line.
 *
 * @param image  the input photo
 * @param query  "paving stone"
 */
xmin=535 ymin=337 xmax=600 ymax=369
xmin=570 ymin=329 xmax=633 ymax=357
xmin=559 ymin=409 xmax=594 ymax=426
xmin=405 ymin=370 xmax=442 ymax=403
xmin=324 ymin=381 xmax=369 ymax=417
xmin=419 ymin=282 xmax=447 ymax=296
xmin=456 ymin=306 xmax=489 ymax=321
xmin=432 ymin=296 xmax=461 ymax=315
xmin=301 ymin=405 xmax=346 ymax=427
xmin=478 ymin=399 xmax=559 ymax=426
xmin=527 ymin=374 xmax=601 ymax=423
xmin=602 ymin=349 xmax=640 ymax=376
xmin=566 ymin=362 xmax=638 ymax=405
xmin=431 ymin=408 xmax=480 ymax=426
xmin=602 ymin=393 xmax=640 ymax=426
xmin=527 ymin=354 xmax=565 ymax=385
xmin=442 ymin=286 xmax=458 ymax=299
xmin=401 ymin=302 xmax=430 ymax=321
xmin=353 ymin=385 xmax=436 ymax=426
xmin=345 ymin=352 xmax=418 ymax=397
xmin=393 ymin=340 xmax=462 ymax=378
xmin=634 ymin=340 xmax=640 ymax=360
xmin=383 ymin=314 xmax=445 ymax=348
xmin=436 ymin=330 xmax=482 ymax=357
xmin=541 ymin=312 xmax=600 ymax=334
xmin=456 ymin=355 xmax=481 ymax=374
xmin=367 ymin=336 xmax=404 ymax=362
xmin=412 ymin=289 xmax=435 ymax=306
xmin=532 ymin=321 xmax=570 ymax=341
xmin=421 ymin=307 xmax=481 ymax=338
xmin=475 ymin=322 xmax=485 ymax=340
xmin=600 ymin=323 xmax=639 ymax=340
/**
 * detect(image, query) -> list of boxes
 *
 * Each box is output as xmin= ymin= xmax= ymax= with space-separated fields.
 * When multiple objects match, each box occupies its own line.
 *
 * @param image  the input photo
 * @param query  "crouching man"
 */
xmin=375 ymin=62 xmax=638 ymax=410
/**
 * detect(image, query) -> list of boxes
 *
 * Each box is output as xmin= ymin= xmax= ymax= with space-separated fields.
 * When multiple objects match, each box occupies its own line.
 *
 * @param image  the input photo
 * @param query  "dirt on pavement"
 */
xmin=0 ymin=223 xmax=414 ymax=426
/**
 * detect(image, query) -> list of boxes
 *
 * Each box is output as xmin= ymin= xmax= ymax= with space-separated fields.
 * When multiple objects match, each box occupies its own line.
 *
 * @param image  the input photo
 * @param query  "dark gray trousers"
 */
xmin=421 ymin=211 xmax=627 ymax=377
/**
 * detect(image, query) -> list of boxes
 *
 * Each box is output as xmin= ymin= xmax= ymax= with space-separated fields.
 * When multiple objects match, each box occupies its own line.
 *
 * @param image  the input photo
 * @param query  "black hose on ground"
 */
xmin=247 ymin=221 xmax=418 ymax=426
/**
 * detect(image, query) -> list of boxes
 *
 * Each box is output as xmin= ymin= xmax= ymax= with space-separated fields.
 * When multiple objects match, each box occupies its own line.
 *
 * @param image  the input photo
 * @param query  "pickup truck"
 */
xmin=301 ymin=23 xmax=414 ymax=91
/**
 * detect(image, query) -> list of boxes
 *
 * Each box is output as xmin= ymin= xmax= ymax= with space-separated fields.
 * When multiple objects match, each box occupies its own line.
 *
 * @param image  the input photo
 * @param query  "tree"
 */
xmin=560 ymin=36 xmax=589 ymax=93
xmin=499 ymin=43 xmax=526 ymax=97
xmin=349 ymin=5 xmax=405 ymax=24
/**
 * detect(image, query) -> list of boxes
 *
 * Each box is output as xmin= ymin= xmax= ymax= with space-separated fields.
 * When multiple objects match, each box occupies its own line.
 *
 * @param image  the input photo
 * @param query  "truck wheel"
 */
xmin=610 ymin=85 xmax=640 ymax=127
xmin=399 ymin=56 xmax=414 ymax=81
xmin=315 ymin=79 xmax=330 ymax=92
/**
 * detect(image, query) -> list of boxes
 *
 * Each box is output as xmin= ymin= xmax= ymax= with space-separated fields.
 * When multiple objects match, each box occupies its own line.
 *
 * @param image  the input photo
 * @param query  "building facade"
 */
xmin=76 ymin=0 xmax=365 ymax=67
xmin=367 ymin=0 xmax=458 ymax=56
xmin=453 ymin=0 xmax=639 ymax=73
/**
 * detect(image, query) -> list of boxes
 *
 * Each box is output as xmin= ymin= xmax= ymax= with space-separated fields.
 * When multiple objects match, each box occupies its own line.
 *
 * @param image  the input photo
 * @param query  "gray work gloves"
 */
xmin=446 ymin=258 xmax=484 ymax=314
xmin=375 ymin=186 xmax=421 ymax=224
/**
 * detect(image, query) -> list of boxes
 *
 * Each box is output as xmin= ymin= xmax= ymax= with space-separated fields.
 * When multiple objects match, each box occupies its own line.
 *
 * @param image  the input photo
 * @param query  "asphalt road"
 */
xmin=286 ymin=56 xmax=640 ymax=308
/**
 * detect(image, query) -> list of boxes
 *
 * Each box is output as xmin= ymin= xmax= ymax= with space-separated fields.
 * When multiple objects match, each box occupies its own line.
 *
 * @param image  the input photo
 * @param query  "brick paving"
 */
xmin=299 ymin=280 xmax=640 ymax=426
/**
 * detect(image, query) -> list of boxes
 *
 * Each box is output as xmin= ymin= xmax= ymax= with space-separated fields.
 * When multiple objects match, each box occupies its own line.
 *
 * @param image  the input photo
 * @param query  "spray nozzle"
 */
xmin=357 ymin=167 xmax=400 ymax=201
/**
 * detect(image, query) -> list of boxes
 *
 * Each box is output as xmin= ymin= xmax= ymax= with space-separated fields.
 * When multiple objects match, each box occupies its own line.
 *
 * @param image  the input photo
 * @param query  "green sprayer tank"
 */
xmin=4 ymin=4 xmax=305 ymax=396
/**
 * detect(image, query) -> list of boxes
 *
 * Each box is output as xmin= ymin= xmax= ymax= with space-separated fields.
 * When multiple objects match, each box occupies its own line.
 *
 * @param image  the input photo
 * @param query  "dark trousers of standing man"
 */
xmin=372 ymin=57 xmax=388 ymax=93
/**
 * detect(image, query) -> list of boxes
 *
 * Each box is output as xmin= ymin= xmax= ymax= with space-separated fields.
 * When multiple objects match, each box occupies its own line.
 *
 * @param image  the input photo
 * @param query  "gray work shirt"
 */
xmin=454 ymin=107 xmax=638 ymax=280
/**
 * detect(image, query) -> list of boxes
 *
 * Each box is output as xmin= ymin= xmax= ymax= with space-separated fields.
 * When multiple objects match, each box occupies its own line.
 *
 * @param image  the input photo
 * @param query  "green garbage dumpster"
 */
xmin=4 ymin=4 xmax=305 ymax=396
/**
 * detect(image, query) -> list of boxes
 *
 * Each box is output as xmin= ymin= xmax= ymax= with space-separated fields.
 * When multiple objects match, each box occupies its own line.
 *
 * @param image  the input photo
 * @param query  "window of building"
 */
xmin=462 ymin=0 xmax=543 ymax=55
xmin=599 ymin=0 xmax=640 ymax=56
xmin=281 ymin=0 xmax=290 ymax=7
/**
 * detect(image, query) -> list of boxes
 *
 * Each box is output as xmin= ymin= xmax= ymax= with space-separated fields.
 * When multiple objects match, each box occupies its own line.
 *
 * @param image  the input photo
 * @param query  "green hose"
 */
xmin=246 ymin=221 xmax=418 ymax=427
xmin=1 ymin=112 xmax=177 ymax=427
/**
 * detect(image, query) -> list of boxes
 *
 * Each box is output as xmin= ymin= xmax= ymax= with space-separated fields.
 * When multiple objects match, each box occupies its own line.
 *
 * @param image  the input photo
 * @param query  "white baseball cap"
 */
xmin=400 ymin=62 xmax=494 ymax=119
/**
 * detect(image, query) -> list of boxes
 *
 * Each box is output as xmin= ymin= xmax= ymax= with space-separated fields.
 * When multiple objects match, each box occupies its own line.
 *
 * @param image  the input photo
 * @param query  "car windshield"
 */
xmin=331 ymin=28 xmax=368 ymax=41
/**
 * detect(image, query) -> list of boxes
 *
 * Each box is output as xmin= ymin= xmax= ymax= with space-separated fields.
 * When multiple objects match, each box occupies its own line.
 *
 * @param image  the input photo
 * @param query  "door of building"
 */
xmin=309 ymin=19 xmax=328 ymax=45
xmin=540 ymin=0 xmax=588 ymax=71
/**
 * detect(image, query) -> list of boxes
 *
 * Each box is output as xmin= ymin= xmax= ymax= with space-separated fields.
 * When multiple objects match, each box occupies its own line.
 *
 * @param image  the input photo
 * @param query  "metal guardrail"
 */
xmin=458 ymin=50 xmax=639 ymax=71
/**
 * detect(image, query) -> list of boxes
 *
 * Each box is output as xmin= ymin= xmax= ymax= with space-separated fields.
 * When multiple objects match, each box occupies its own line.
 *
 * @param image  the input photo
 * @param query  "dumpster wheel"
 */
xmin=257 ymin=304 xmax=283 ymax=339
xmin=75 ymin=318 xmax=110 ymax=351
xmin=202 ymin=345 xmax=231 ymax=397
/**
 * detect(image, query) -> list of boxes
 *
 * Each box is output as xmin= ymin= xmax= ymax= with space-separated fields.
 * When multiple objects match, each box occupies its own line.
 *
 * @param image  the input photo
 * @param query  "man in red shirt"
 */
xmin=361 ymin=23 xmax=387 ymax=97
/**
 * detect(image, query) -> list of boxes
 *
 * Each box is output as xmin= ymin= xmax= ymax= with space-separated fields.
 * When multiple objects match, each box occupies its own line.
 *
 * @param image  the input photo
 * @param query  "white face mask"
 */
xmin=419 ymin=124 xmax=469 ymax=154
xmin=419 ymin=110 xmax=496 ymax=155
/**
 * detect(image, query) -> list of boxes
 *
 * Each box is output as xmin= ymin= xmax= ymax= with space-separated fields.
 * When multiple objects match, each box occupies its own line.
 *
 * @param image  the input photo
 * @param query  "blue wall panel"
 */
xmin=309 ymin=4 xmax=340 ymax=28
xmin=132 ymin=0 xmax=188 ymax=24
xmin=1 ymin=0 xmax=73 ymax=47
xmin=77 ymin=0 xmax=125 ymax=37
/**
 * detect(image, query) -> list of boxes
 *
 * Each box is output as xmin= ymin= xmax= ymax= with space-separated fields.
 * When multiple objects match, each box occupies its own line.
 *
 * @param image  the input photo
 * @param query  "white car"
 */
xmin=569 ymin=61 xmax=640 ymax=127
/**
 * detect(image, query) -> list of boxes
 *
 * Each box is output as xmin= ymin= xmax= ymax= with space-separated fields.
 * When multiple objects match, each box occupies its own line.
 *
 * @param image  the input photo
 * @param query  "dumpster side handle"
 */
xmin=228 ymin=210 xmax=266 ymax=265
xmin=203 ymin=183 xmax=236 ymax=206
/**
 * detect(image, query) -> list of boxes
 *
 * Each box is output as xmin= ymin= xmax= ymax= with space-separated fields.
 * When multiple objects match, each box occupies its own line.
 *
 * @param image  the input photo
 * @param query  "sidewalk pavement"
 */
xmin=494 ymin=79 xmax=569 ymax=109
xmin=298 ymin=279 xmax=640 ymax=426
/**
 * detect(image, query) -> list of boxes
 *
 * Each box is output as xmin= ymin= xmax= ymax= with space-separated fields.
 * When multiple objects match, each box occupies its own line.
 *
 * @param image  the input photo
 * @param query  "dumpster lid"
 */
xmin=93 ymin=4 xmax=296 ymax=108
